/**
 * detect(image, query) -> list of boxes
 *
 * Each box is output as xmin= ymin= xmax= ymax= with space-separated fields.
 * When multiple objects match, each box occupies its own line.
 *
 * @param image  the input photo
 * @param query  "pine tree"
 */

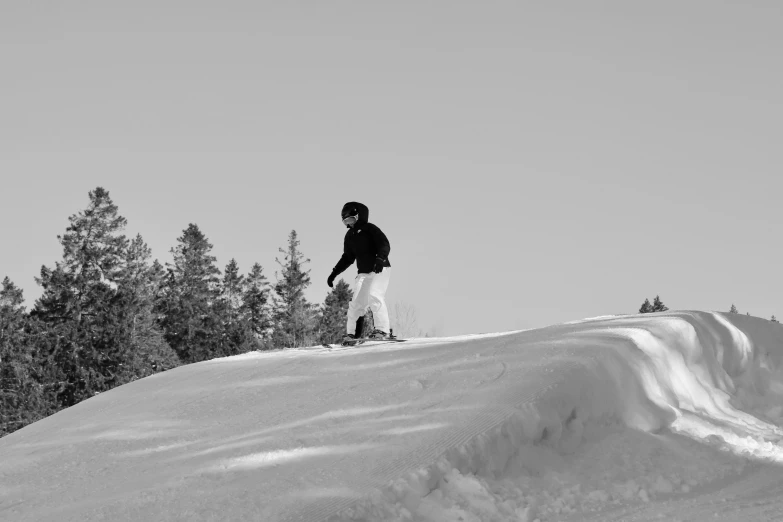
xmin=115 ymin=235 xmax=179 ymax=379
xmin=318 ymin=279 xmax=353 ymax=344
xmin=652 ymin=295 xmax=669 ymax=313
xmin=0 ymin=277 xmax=46 ymax=436
xmin=32 ymin=187 xmax=130 ymax=405
xmin=214 ymin=259 xmax=250 ymax=356
xmin=272 ymin=230 xmax=316 ymax=348
xmin=242 ymin=263 xmax=272 ymax=347
xmin=639 ymin=298 xmax=654 ymax=314
xmin=772 ymin=315 xmax=779 ymax=323
xmin=0 ymin=277 xmax=25 ymax=346
xmin=35 ymin=187 xmax=128 ymax=325
xmin=1 ymin=278 xmax=63 ymax=437
xmin=3 ymin=189 xmax=180 ymax=435
xmin=218 ymin=259 xmax=244 ymax=327
xmin=159 ymin=224 xmax=221 ymax=363
xmin=730 ymin=304 xmax=738 ymax=314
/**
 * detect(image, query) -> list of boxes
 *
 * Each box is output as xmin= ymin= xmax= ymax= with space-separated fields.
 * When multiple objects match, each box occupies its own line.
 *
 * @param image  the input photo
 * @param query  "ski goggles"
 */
xmin=342 ymin=215 xmax=358 ymax=226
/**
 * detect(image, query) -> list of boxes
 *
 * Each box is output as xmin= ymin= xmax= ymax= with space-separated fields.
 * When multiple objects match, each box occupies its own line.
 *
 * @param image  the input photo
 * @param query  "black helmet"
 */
xmin=341 ymin=203 xmax=359 ymax=221
xmin=341 ymin=202 xmax=368 ymax=228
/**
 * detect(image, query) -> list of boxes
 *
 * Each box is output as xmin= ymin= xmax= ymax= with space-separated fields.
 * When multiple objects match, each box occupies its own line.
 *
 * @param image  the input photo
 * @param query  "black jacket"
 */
xmin=332 ymin=202 xmax=391 ymax=276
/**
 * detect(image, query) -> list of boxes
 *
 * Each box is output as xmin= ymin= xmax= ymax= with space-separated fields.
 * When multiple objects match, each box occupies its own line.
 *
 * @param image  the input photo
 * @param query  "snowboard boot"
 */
xmin=341 ymin=333 xmax=358 ymax=346
xmin=368 ymin=329 xmax=389 ymax=341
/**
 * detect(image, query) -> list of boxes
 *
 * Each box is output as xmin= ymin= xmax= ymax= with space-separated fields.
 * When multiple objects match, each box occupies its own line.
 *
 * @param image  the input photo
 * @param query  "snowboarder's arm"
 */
xmin=331 ymin=236 xmax=356 ymax=277
xmin=368 ymin=224 xmax=391 ymax=262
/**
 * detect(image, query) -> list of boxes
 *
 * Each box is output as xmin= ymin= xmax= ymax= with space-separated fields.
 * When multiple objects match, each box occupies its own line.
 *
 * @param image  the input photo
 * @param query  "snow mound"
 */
xmin=2 ymin=311 xmax=783 ymax=522
xmin=329 ymin=312 xmax=783 ymax=521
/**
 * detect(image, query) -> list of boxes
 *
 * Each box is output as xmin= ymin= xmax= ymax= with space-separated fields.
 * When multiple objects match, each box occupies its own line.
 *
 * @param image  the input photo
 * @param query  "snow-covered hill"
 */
xmin=3 ymin=311 xmax=783 ymax=521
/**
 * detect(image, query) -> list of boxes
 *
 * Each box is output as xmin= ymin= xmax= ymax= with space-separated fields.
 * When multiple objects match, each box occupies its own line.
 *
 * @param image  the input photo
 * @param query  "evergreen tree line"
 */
xmin=1 ymin=188 xmax=353 ymax=437
xmin=729 ymin=304 xmax=779 ymax=322
xmin=638 ymin=295 xmax=669 ymax=314
xmin=638 ymin=297 xmax=779 ymax=323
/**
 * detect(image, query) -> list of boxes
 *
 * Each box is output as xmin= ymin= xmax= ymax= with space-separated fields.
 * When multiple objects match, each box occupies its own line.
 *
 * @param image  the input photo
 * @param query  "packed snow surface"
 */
xmin=3 ymin=311 xmax=783 ymax=521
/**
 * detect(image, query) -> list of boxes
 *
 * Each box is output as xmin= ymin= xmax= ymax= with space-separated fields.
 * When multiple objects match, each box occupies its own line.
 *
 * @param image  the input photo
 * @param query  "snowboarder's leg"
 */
xmin=367 ymin=268 xmax=391 ymax=334
xmin=346 ymin=273 xmax=371 ymax=335
xmin=354 ymin=316 xmax=365 ymax=337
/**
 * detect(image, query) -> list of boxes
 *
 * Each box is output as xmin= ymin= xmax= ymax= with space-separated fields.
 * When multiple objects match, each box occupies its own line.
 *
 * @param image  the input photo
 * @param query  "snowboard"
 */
xmin=321 ymin=338 xmax=407 ymax=349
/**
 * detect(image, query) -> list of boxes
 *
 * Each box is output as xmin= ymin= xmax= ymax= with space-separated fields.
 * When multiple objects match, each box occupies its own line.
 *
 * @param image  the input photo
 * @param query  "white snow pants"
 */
xmin=347 ymin=268 xmax=391 ymax=334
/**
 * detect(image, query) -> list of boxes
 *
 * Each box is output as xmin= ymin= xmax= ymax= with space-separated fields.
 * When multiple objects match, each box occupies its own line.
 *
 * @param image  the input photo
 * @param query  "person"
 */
xmin=327 ymin=202 xmax=392 ymax=345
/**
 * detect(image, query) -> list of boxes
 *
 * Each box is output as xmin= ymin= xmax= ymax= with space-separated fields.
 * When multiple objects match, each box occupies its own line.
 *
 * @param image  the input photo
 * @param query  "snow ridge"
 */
xmin=327 ymin=312 xmax=783 ymax=521
xmin=2 ymin=311 xmax=783 ymax=522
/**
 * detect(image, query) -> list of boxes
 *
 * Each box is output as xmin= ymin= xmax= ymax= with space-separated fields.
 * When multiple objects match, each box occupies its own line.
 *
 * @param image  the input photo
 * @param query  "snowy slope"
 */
xmin=2 ymin=311 xmax=783 ymax=521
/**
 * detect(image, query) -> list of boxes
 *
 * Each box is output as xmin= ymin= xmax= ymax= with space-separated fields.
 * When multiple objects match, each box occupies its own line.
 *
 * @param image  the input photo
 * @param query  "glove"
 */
xmin=327 ymin=272 xmax=336 ymax=288
xmin=373 ymin=257 xmax=385 ymax=274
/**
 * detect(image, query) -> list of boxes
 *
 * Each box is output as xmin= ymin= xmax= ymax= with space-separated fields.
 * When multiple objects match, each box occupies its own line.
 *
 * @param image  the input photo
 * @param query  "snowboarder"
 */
xmin=327 ymin=202 xmax=392 ymax=345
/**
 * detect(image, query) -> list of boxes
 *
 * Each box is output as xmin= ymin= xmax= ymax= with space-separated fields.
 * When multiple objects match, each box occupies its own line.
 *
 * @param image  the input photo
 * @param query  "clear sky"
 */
xmin=2 ymin=2 xmax=781 ymax=335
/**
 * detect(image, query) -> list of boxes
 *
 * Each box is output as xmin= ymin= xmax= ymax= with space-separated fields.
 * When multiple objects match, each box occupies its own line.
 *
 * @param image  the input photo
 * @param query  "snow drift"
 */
xmin=2 ymin=311 xmax=783 ymax=521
